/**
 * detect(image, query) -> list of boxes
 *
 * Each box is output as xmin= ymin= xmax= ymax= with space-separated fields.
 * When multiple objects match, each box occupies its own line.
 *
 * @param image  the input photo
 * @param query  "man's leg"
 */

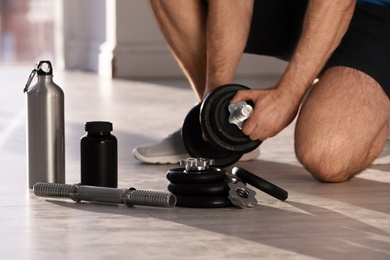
xmin=149 ymin=0 xmax=254 ymax=100
xmin=134 ymin=0 xmax=258 ymax=164
xmin=204 ymin=0 xmax=254 ymax=98
xmin=148 ymin=0 xmax=207 ymax=100
xmin=295 ymin=66 xmax=390 ymax=182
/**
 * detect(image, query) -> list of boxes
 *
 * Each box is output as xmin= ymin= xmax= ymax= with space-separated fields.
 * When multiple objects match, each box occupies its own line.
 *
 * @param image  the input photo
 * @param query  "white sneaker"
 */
xmin=132 ymin=129 xmax=260 ymax=164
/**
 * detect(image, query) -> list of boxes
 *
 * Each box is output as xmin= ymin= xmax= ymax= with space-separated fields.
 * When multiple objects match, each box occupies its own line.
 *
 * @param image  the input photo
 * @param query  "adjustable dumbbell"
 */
xmin=182 ymin=84 xmax=261 ymax=167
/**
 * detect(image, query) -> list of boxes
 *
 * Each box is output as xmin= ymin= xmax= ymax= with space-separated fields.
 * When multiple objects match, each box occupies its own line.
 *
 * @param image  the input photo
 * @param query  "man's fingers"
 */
xmin=230 ymin=90 xmax=255 ymax=104
xmin=241 ymin=117 xmax=256 ymax=138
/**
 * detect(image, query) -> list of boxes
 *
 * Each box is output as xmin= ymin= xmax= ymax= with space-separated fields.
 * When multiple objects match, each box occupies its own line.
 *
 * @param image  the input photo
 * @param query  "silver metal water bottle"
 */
xmin=24 ymin=61 xmax=65 ymax=188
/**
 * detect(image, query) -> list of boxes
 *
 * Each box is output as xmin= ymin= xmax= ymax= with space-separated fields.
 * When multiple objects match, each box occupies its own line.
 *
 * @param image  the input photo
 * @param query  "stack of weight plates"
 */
xmin=166 ymin=166 xmax=288 ymax=208
xmin=166 ymin=166 xmax=234 ymax=208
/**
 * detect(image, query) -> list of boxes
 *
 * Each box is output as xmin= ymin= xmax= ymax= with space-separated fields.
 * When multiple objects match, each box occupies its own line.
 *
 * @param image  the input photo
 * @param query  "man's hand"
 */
xmin=230 ymin=0 xmax=356 ymax=142
xmin=230 ymin=87 xmax=301 ymax=141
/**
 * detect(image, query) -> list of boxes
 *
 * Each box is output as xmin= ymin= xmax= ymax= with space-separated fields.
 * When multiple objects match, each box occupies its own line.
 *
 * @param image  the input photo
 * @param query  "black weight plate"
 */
xmin=202 ymin=85 xmax=247 ymax=144
xmin=209 ymin=88 xmax=252 ymax=144
xmin=201 ymin=84 xmax=261 ymax=153
xmin=166 ymin=167 xmax=227 ymax=184
xmin=232 ymin=166 xmax=288 ymax=201
xmin=182 ymin=103 xmax=242 ymax=167
xmin=175 ymin=195 xmax=234 ymax=208
xmin=202 ymin=84 xmax=261 ymax=152
xmin=211 ymin=94 xmax=261 ymax=152
xmin=167 ymin=182 xmax=229 ymax=197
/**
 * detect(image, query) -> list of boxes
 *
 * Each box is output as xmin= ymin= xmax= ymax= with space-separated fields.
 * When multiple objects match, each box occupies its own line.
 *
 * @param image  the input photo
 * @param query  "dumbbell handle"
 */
xmin=33 ymin=182 xmax=176 ymax=208
xmin=228 ymin=101 xmax=253 ymax=129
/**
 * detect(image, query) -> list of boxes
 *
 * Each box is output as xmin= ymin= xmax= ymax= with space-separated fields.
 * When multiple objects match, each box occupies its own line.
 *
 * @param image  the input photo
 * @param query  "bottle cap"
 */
xmin=85 ymin=121 xmax=113 ymax=133
xmin=36 ymin=60 xmax=53 ymax=76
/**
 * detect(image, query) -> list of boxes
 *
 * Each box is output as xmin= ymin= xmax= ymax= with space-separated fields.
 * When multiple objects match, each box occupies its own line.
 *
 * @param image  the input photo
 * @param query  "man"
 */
xmin=133 ymin=0 xmax=390 ymax=182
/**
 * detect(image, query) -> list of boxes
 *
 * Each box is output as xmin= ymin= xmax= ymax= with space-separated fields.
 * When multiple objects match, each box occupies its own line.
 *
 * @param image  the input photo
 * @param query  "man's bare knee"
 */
xmin=296 ymin=121 xmax=389 ymax=183
xmin=295 ymin=67 xmax=390 ymax=182
xmin=295 ymin=144 xmax=357 ymax=183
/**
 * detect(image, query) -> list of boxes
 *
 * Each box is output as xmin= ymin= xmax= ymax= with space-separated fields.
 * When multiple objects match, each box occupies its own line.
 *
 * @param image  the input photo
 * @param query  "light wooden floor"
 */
xmin=0 ymin=66 xmax=389 ymax=260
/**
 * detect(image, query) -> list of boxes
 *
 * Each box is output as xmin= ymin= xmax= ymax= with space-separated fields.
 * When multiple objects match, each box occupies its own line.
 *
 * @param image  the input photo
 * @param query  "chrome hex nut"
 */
xmin=228 ymin=182 xmax=257 ymax=209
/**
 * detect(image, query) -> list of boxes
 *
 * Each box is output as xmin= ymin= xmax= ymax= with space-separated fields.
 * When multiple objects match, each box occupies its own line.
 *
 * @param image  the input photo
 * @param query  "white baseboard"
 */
xmin=111 ymin=43 xmax=287 ymax=78
xmin=63 ymin=41 xmax=288 ymax=78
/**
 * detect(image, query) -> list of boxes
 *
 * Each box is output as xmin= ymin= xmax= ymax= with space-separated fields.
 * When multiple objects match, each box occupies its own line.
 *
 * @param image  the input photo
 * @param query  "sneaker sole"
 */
xmin=133 ymin=148 xmax=260 ymax=164
xmin=133 ymin=149 xmax=189 ymax=164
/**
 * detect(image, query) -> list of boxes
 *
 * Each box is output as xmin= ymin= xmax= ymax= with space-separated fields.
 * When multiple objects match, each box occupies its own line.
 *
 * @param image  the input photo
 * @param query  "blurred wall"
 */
xmin=59 ymin=0 xmax=287 ymax=78
xmin=0 ymin=0 xmax=54 ymax=63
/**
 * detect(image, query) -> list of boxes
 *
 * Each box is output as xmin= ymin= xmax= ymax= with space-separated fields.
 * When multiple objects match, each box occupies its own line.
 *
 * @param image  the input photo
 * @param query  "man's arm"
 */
xmin=278 ymin=0 xmax=356 ymax=100
xmin=231 ymin=0 xmax=356 ymax=141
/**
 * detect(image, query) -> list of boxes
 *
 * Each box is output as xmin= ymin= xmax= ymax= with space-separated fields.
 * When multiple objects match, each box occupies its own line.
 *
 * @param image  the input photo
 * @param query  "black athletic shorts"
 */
xmin=244 ymin=0 xmax=390 ymax=98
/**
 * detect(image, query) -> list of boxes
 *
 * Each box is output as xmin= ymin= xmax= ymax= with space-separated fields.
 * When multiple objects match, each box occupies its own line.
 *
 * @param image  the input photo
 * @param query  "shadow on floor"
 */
xmin=40 ymin=159 xmax=390 ymax=259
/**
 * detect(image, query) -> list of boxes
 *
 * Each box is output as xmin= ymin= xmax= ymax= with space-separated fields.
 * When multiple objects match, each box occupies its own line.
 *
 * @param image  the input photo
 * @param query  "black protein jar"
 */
xmin=80 ymin=121 xmax=118 ymax=188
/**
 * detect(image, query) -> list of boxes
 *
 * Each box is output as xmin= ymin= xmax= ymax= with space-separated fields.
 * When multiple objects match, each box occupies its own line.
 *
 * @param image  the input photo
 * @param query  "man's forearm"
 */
xmin=278 ymin=0 xmax=356 ymax=101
